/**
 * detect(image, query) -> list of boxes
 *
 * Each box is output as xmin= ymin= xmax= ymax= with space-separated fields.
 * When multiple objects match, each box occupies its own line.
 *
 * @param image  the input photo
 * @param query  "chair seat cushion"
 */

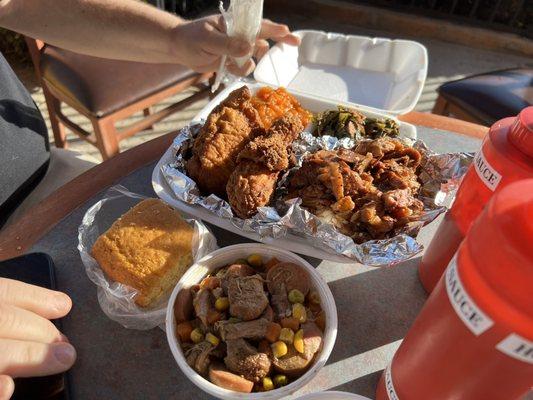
xmin=438 ymin=68 xmax=532 ymax=125
xmin=40 ymin=45 xmax=201 ymax=117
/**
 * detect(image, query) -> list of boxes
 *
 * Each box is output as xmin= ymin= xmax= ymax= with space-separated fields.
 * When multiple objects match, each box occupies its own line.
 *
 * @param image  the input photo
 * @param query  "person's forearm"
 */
xmin=0 ymin=0 xmax=186 ymax=63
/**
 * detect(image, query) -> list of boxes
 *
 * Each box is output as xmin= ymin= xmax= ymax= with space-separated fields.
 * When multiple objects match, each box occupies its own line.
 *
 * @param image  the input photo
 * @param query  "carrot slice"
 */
xmin=264 ymin=257 xmax=281 ymax=271
xmin=176 ymin=321 xmax=193 ymax=342
xmin=265 ymin=322 xmax=282 ymax=343
xmin=200 ymin=276 xmax=220 ymax=290
xmin=207 ymin=309 xmax=222 ymax=325
xmin=280 ymin=317 xmax=300 ymax=332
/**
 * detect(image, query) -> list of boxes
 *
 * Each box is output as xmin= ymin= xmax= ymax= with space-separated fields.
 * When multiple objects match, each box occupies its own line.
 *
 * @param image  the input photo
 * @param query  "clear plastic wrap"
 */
xmin=212 ymin=0 xmax=264 ymax=91
xmin=77 ymin=185 xmax=218 ymax=330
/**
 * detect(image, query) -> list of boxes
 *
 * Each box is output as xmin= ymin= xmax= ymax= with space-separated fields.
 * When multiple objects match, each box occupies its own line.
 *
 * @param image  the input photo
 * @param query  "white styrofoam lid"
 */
xmin=254 ymin=30 xmax=428 ymax=116
xmin=295 ymin=391 xmax=372 ymax=400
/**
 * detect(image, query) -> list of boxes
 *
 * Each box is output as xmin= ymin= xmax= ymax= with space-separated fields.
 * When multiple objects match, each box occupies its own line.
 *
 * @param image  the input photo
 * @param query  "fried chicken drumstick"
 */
xmin=227 ymin=114 xmax=304 ymax=219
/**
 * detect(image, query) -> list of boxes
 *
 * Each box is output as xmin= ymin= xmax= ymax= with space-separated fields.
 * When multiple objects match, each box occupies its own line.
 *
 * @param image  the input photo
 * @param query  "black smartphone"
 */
xmin=0 ymin=253 xmax=72 ymax=400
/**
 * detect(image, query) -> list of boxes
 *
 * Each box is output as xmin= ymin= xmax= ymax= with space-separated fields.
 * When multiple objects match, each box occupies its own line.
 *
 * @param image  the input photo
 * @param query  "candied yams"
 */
xmin=286 ymin=138 xmax=424 ymax=243
xmin=251 ymin=87 xmax=312 ymax=129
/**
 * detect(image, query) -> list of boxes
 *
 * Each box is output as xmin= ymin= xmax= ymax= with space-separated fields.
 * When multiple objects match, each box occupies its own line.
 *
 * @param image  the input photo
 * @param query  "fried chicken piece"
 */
xmin=227 ymin=115 xmax=304 ymax=219
xmin=186 ymin=87 xmax=262 ymax=197
xmin=226 ymin=161 xmax=280 ymax=219
xmin=237 ymin=114 xmax=304 ymax=170
xmin=237 ymin=135 xmax=290 ymax=171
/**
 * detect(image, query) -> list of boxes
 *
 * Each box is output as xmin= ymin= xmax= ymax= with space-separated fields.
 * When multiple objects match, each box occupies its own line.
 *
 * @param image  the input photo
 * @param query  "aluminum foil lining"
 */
xmin=161 ymin=124 xmax=473 ymax=266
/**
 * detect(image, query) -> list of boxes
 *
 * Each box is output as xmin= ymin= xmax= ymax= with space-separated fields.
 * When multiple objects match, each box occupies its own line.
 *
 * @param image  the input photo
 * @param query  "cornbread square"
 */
xmin=91 ymin=198 xmax=194 ymax=307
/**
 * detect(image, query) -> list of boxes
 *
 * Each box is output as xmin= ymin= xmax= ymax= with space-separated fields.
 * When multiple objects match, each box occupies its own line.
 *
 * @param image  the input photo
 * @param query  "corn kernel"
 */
xmin=273 ymin=375 xmax=288 ymax=388
xmin=292 ymin=303 xmax=307 ymax=323
xmin=190 ymin=328 xmax=204 ymax=344
xmin=215 ymin=297 xmax=230 ymax=311
xmin=271 ymin=341 xmax=288 ymax=358
xmin=247 ymin=254 xmax=263 ymax=269
xmin=308 ymin=290 xmax=321 ymax=305
xmin=205 ymin=332 xmax=220 ymax=347
xmin=279 ymin=328 xmax=294 ymax=344
xmin=294 ymin=329 xmax=305 ymax=353
xmin=288 ymin=289 xmax=305 ymax=304
xmin=262 ymin=377 xmax=274 ymax=391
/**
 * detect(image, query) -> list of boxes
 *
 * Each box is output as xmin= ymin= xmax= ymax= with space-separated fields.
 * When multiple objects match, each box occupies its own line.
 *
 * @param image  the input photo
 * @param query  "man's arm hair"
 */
xmin=0 ymin=0 xmax=186 ymax=64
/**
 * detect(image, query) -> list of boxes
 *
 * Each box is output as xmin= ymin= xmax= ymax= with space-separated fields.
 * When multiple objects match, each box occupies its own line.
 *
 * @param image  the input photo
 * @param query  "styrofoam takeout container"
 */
xmin=166 ymin=244 xmax=338 ymax=400
xmin=152 ymin=82 xmax=417 ymax=263
xmin=254 ymin=30 xmax=428 ymax=116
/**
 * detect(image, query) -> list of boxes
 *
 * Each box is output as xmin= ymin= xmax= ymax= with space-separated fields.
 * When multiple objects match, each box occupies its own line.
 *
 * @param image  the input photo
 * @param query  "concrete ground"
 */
xmin=13 ymin=11 xmax=532 ymax=163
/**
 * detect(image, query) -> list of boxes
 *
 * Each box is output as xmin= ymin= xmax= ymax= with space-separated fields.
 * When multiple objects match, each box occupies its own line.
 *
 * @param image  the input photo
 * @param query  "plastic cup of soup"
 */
xmin=166 ymin=243 xmax=338 ymax=400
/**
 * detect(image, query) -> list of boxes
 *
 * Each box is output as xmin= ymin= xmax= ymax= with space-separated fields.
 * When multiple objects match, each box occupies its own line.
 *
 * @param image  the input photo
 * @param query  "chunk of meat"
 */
xmin=318 ymin=162 xmax=345 ymax=200
xmin=360 ymin=203 xmax=393 ymax=230
xmin=331 ymin=196 xmax=355 ymax=213
xmin=209 ymin=363 xmax=254 ymax=393
xmin=220 ymin=264 xmax=256 ymax=294
xmin=193 ymin=288 xmax=213 ymax=327
xmin=218 ymin=318 xmax=270 ymax=341
xmin=174 ymin=288 xmax=193 ymax=323
xmin=224 ymin=339 xmax=271 ymax=382
xmin=271 ymin=322 xmax=323 ymax=377
xmin=212 ymin=287 xmax=224 ymax=299
xmin=270 ymin=284 xmax=292 ymax=320
xmin=267 ymin=262 xmax=311 ymax=297
xmin=185 ymin=341 xmax=213 ymax=376
xmin=355 ymin=137 xmax=400 ymax=158
xmin=261 ymin=305 xmax=274 ymax=322
xmin=383 ymin=188 xmax=416 ymax=210
xmin=286 ymin=137 xmax=424 ymax=243
xmin=228 ymin=275 xmax=269 ymax=321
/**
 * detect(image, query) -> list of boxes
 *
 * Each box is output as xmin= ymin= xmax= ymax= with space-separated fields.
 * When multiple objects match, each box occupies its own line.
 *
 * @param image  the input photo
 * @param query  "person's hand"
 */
xmin=171 ymin=16 xmax=301 ymax=76
xmin=0 ymin=278 xmax=75 ymax=400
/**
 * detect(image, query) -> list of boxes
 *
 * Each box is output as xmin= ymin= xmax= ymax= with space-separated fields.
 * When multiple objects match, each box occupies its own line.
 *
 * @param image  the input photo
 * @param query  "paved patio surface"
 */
xmin=13 ymin=11 xmax=532 ymax=163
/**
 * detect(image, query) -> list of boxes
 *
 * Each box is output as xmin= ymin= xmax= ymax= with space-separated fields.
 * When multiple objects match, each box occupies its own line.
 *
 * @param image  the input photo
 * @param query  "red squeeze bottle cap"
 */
xmin=466 ymin=179 xmax=533 ymax=317
xmin=509 ymin=106 xmax=533 ymax=158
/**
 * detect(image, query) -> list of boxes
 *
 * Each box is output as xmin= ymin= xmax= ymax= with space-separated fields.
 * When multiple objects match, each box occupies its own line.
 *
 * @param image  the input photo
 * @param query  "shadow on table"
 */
xmin=330 ymin=371 xmax=383 ymax=399
xmin=326 ymin=257 xmax=428 ymax=365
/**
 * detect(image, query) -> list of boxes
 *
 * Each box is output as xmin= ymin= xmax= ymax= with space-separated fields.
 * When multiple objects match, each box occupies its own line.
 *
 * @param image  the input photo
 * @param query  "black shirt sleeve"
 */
xmin=0 ymin=52 xmax=50 ymax=226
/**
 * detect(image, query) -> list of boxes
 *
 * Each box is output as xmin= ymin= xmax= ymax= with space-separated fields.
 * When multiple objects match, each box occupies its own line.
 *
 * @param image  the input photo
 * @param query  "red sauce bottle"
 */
xmin=419 ymin=106 xmax=533 ymax=293
xmin=376 ymin=179 xmax=533 ymax=400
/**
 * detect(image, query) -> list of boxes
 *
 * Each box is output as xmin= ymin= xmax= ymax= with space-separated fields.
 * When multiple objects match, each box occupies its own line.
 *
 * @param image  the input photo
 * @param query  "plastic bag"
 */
xmin=77 ymin=185 xmax=218 ymax=330
xmin=212 ymin=0 xmax=264 ymax=91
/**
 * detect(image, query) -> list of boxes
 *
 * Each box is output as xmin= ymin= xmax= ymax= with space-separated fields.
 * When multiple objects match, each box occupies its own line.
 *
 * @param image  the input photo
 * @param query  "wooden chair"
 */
xmin=25 ymin=37 xmax=213 ymax=159
xmin=432 ymin=68 xmax=532 ymax=126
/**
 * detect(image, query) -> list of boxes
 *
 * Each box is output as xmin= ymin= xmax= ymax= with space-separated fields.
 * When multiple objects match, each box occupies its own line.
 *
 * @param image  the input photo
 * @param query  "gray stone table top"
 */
xmin=30 ymin=126 xmax=481 ymax=400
